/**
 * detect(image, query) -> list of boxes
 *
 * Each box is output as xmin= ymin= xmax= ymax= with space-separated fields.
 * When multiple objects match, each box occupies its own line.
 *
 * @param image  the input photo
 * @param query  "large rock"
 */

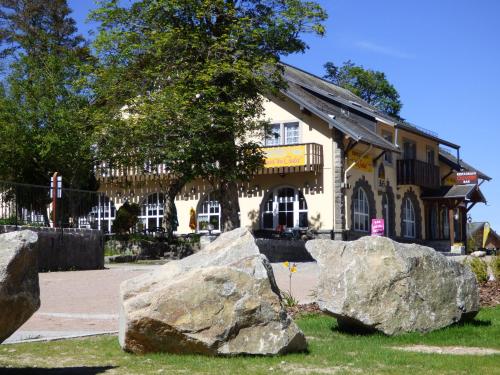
xmin=0 ymin=230 xmax=40 ymax=343
xmin=306 ymin=236 xmax=479 ymax=335
xmin=119 ymin=228 xmax=306 ymax=355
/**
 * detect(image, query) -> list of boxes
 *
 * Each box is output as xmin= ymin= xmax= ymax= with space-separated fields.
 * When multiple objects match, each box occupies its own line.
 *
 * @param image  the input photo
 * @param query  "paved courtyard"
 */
xmin=4 ymin=262 xmax=319 ymax=344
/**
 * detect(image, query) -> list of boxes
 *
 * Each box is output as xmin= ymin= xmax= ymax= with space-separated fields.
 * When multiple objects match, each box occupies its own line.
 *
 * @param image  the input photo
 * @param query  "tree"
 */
xmin=323 ymin=60 xmax=402 ymax=117
xmin=90 ymin=0 xmax=327 ymax=232
xmin=0 ymin=0 xmax=95 ymax=189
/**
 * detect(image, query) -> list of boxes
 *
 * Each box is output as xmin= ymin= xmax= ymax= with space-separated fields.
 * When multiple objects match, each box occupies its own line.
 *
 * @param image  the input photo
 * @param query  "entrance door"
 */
xmin=262 ymin=187 xmax=308 ymax=230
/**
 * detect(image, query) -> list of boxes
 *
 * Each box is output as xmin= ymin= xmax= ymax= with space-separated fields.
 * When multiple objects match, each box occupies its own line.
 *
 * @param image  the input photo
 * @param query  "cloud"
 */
xmin=355 ymin=41 xmax=416 ymax=60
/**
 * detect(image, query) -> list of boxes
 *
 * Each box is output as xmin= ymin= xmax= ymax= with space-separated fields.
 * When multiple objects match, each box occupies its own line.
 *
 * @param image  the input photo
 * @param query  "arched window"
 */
xmin=353 ymin=187 xmax=370 ymax=232
xmin=261 ymin=187 xmax=308 ymax=230
xmin=402 ymin=198 xmax=416 ymax=238
xmin=197 ymin=193 xmax=221 ymax=232
xmin=139 ymin=193 xmax=164 ymax=230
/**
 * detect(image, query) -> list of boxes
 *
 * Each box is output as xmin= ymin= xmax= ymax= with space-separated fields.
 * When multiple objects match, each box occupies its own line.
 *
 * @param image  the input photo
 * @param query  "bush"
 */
xmin=491 ymin=256 xmax=500 ymax=280
xmin=466 ymin=257 xmax=489 ymax=283
xmin=112 ymin=201 xmax=141 ymax=234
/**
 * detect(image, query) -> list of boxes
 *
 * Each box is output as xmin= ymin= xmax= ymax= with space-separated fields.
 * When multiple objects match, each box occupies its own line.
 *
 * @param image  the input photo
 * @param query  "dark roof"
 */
xmin=439 ymin=148 xmax=492 ymax=181
xmin=281 ymin=63 xmax=460 ymax=149
xmin=279 ymin=67 xmax=399 ymax=153
xmin=421 ymin=184 xmax=486 ymax=203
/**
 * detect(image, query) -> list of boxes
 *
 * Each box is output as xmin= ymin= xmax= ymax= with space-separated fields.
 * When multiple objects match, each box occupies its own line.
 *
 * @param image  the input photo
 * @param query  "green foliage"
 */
xmin=281 ymin=291 xmax=299 ymax=307
xmin=324 ymin=60 xmax=402 ymax=117
xmin=0 ymin=216 xmax=17 ymax=225
xmin=491 ymin=256 xmax=500 ymax=280
xmin=0 ymin=1 xmax=95 ymax=188
xmin=111 ymin=201 xmax=141 ymax=235
xmin=466 ymin=257 xmax=489 ymax=283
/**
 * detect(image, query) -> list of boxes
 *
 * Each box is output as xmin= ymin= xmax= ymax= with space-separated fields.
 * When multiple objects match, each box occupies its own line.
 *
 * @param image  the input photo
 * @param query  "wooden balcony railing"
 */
xmin=397 ymin=159 xmax=440 ymax=189
xmin=96 ymin=143 xmax=324 ymax=181
xmin=258 ymin=143 xmax=323 ymax=174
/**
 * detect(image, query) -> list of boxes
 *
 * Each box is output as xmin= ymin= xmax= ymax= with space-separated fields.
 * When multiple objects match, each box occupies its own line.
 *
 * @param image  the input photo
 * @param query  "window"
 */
xmin=284 ymin=122 xmax=299 ymax=144
xmin=426 ymin=146 xmax=435 ymax=165
xmin=403 ymin=140 xmax=416 ymax=160
xmin=383 ymin=132 xmax=393 ymax=164
xmin=261 ymin=187 xmax=308 ymax=230
xmin=197 ymin=193 xmax=220 ymax=232
xmin=265 ymin=122 xmax=300 ymax=146
xmin=265 ymin=124 xmax=281 ymax=146
xmin=90 ymin=196 xmax=116 ymax=233
xmin=353 ymin=187 xmax=370 ymax=232
xmin=140 ymin=193 xmax=164 ymax=230
xmin=403 ymin=198 xmax=416 ymax=238
xmin=441 ymin=208 xmax=450 ymax=240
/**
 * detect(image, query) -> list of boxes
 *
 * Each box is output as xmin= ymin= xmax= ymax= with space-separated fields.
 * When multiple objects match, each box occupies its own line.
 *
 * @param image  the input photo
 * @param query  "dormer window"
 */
xmin=265 ymin=122 xmax=300 ymax=146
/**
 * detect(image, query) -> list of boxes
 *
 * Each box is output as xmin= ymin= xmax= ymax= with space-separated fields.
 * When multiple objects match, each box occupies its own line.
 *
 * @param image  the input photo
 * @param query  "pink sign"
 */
xmin=371 ymin=219 xmax=385 ymax=236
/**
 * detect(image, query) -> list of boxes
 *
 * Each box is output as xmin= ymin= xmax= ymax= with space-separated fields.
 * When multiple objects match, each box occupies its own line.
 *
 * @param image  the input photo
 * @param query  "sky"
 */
xmin=68 ymin=0 xmax=500 ymax=230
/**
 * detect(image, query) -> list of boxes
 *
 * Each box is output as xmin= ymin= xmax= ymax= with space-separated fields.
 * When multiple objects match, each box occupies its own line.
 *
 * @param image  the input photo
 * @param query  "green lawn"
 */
xmin=1 ymin=307 xmax=499 ymax=375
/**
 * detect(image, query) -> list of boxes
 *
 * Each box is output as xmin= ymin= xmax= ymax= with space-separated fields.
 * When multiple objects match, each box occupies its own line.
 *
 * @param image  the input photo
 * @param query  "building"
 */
xmin=468 ymin=222 xmax=500 ymax=252
xmin=95 ymin=64 xmax=491 ymax=251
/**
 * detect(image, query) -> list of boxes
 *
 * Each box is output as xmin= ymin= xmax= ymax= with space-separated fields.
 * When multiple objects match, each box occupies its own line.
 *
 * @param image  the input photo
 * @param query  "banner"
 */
xmin=264 ymin=145 xmax=306 ymax=168
xmin=483 ymin=223 xmax=490 ymax=248
xmin=371 ymin=219 xmax=385 ymax=236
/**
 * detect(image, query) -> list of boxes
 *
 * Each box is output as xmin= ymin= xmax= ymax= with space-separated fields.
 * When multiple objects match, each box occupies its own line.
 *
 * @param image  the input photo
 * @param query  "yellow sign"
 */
xmin=347 ymin=150 xmax=373 ymax=173
xmin=444 ymin=174 xmax=456 ymax=186
xmin=483 ymin=223 xmax=490 ymax=248
xmin=264 ymin=145 xmax=306 ymax=168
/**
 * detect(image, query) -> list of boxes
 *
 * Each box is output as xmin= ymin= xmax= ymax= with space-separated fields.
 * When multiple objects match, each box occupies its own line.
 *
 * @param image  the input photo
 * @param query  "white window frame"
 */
xmin=403 ymin=198 xmax=416 ymax=238
xmin=353 ymin=187 xmax=370 ymax=232
xmin=139 ymin=192 xmax=164 ymax=230
xmin=261 ymin=187 xmax=308 ymax=230
xmin=264 ymin=121 xmax=300 ymax=146
xmin=197 ymin=193 xmax=221 ymax=233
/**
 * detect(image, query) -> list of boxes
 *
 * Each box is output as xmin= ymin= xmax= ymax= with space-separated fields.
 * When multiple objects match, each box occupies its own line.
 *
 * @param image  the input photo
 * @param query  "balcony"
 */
xmin=96 ymin=143 xmax=324 ymax=182
xmin=258 ymin=143 xmax=323 ymax=174
xmin=397 ymin=159 xmax=440 ymax=189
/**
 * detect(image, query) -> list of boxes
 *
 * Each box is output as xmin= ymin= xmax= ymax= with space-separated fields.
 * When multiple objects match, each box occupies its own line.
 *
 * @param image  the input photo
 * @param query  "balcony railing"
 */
xmin=96 ymin=143 xmax=324 ymax=181
xmin=397 ymin=159 xmax=440 ymax=189
xmin=258 ymin=143 xmax=323 ymax=174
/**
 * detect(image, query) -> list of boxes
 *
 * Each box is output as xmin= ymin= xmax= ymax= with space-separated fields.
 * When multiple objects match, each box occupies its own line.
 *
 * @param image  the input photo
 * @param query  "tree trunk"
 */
xmin=218 ymin=181 xmax=240 ymax=232
xmin=163 ymin=179 xmax=184 ymax=241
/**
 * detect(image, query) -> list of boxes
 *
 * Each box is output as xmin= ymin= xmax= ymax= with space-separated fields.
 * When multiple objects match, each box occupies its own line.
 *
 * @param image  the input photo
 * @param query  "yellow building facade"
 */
xmin=96 ymin=64 xmax=490 ymax=251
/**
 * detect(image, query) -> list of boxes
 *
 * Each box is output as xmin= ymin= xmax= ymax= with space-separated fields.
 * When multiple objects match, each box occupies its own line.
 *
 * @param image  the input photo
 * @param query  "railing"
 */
xmin=96 ymin=163 xmax=170 ymax=182
xmin=96 ymin=143 xmax=324 ymax=180
xmin=397 ymin=159 xmax=440 ymax=189
xmin=0 ymin=180 xmax=105 ymax=230
xmin=259 ymin=142 xmax=323 ymax=174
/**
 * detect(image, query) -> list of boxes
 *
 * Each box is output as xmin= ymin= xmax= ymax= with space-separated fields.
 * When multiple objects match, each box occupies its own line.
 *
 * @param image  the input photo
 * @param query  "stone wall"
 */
xmin=255 ymin=238 xmax=314 ymax=263
xmin=0 ymin=226 xmax=104 ymax=271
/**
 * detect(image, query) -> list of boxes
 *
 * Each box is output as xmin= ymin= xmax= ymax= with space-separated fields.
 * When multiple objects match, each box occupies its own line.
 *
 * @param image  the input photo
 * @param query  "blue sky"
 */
xmin=69 ymin=0 xmax=500 ymax=230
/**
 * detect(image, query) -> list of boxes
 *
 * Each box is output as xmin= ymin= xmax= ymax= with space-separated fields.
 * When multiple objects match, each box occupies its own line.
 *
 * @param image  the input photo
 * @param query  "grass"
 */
xmin=1 ymin=307 xmax=499 ymax=375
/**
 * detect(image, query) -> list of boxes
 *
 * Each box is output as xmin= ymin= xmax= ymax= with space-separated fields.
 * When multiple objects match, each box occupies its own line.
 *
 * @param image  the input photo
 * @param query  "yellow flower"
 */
xmin=290 ymin=264 xmax=297 ymax=273
xmin=283 ymin=261 xmax=289 ymax=268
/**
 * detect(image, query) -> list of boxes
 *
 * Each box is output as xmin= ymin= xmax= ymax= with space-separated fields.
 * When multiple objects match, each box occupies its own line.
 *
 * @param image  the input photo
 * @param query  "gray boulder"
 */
xmin=0 ymin=230 xmax=40 ymax=343
xmin=306 ymin=236 xmax=479 ymax=335
xmin=119 ymin=228 xmax=306 ymax=355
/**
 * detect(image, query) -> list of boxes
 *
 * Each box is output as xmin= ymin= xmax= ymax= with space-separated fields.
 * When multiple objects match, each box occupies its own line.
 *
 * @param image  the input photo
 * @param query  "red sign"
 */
xmin=371 ymin=219 xmax=385 ymax=236
xmin=456 ymin=171 xmax=478 ymax=185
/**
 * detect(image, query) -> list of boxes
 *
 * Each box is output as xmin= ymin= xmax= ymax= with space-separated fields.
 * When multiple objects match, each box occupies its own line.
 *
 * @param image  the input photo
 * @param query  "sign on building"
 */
xmin=264 ymin=145 xmax=306 ymax=168
xmin=347 ymin=150 xmax=373 ymax=172
xmin=456 ymin=171 xmax=478 ymax=185
xmin=371 ymin=218 xmax=385 ymax=236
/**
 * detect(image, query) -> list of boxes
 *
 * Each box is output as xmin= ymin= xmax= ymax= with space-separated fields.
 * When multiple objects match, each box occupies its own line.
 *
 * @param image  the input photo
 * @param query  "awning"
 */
xmin=421 ymin=184 xmax=486 ymax=204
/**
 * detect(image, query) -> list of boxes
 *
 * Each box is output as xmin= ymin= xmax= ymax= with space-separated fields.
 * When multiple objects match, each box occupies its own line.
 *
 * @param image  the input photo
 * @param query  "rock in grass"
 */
xmin=119 ymin=228 xmax=306 ymax=355
xmin=306 ymin=236 xmax=479 ymax=335
xmin=0 ymin=230 xmax=40 ymax=343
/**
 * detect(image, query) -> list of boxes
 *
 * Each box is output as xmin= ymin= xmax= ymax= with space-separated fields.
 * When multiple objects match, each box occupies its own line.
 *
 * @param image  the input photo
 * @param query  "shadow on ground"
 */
xmin=0 ymin=366 xmax=116 ymax=374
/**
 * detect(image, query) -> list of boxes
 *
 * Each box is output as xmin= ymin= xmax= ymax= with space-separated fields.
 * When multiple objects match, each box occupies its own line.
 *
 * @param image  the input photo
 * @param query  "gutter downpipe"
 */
xmin=344 ymin=144 xmax=373 ymax=231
